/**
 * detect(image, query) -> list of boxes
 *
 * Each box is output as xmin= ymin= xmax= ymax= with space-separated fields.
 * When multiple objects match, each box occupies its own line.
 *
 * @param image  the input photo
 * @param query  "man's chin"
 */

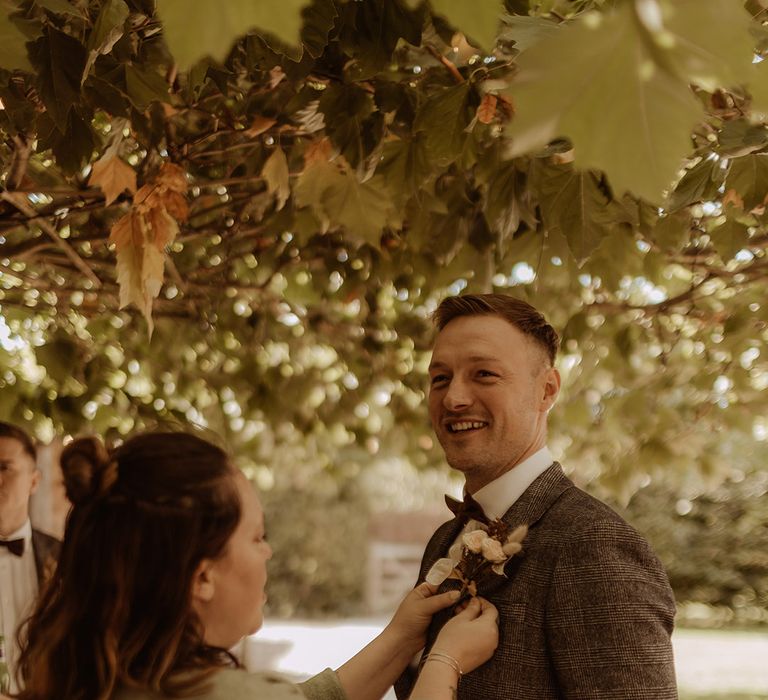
xmin=444 ymin=453 xmax=483 ymax=474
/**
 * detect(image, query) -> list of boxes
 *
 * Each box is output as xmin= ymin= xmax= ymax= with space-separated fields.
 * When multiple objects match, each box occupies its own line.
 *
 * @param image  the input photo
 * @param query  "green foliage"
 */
xmin=0 ymin=0 xmax=767 ymax=502
xmin=0 ymin=11 xmax=32 ymax=72
xmin=507 ymin=2 xmax=705 ymax=201
xmin=157 ymin=0 xmax=306 ymax=66
xmin=428 ymin=0 xmax=505 ymax=50
xmin=262 ymin=473 xmax=369 ymax=617
xmin=617 ymin=464 xmax=768 ymax=628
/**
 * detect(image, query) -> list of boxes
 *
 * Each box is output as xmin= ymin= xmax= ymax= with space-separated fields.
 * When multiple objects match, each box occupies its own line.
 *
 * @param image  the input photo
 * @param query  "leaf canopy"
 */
xmin=0 ymin=0 xmax=767 ymax=497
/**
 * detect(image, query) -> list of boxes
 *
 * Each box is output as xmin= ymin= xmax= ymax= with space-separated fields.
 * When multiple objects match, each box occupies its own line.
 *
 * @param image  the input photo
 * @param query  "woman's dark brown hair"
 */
xmin=15 ymin=431 xmax=242 ymax=700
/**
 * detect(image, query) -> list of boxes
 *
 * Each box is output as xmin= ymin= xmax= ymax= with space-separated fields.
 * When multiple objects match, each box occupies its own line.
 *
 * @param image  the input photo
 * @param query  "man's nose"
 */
xmin=443 ymin=377 xmax=473 ymax=410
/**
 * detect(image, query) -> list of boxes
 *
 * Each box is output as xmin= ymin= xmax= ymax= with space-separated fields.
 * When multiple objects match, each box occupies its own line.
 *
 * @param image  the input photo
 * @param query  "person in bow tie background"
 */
xmin=395 ymin=293 xmax=678 ymax=699
xmin=0 ymin=422 xmax=61 ymax=694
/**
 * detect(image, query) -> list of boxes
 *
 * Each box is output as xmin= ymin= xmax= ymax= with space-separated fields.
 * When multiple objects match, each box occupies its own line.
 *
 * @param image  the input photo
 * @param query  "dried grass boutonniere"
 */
xmin=425 ymin=520 xmax=528 ymax=600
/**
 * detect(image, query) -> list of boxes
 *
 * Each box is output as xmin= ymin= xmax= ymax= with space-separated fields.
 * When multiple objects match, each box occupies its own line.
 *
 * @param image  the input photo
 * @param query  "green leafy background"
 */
xmin=1 ymin=0 xmax=768 ymax=618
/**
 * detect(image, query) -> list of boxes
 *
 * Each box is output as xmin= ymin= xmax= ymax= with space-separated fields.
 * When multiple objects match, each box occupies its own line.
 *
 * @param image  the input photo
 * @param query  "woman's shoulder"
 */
xmin=112 ymin=668 xmax=345 ymax=700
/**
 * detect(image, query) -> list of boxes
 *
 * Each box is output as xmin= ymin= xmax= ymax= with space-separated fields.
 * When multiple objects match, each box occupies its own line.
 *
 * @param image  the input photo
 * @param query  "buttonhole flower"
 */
xmin=425 ymin=520 xmax=529 ymax=599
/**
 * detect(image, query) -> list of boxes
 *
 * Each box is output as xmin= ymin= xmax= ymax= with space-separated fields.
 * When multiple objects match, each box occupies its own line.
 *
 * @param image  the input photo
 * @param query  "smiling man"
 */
xmin=395 ymin=294 xmax=677 ymax=700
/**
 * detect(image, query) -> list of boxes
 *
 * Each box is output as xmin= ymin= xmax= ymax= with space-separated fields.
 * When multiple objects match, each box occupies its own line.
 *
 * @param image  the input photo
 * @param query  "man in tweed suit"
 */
xmin=395 ymin=294 xmax=677 ymax=699
xmin=0 ymin=421 xmax=61 ymax=692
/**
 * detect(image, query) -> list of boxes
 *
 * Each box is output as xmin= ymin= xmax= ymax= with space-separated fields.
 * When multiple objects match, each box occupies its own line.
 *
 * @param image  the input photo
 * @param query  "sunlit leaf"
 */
xmin=429 ymin=0 xmax=505 ymax=49
xmin=157 ymin=0 xmax=307 ymax=67
xmin=262 ymin=147 xmax=291 ymax=211
xmin=0 ymin=11 xmax=32 ymax=71
xmin=725 ymin=153 xmax=768 ymax=211
xmin=506 ymin=5 xmax=703 ymax=202
xmin=89 ymin=152 xmax=137 ymax=205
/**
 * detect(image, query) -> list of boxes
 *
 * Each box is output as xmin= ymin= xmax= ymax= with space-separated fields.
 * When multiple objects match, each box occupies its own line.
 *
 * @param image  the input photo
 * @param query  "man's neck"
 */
xmin=0 ymin=513 xmax=29 ymax=539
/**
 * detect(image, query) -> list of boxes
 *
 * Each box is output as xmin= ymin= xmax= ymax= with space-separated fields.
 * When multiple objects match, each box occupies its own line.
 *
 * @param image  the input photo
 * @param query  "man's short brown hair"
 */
xmin=433 ymin=293 xmax=560 ymax=365
xmin=0 ymin=421 xmax=37 ymax=460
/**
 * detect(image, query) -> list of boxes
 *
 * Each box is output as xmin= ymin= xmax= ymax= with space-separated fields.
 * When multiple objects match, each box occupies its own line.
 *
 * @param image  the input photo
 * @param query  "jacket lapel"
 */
xmin=475 ymin=462 xmax=573 ymax=597
xmin=31 ymin=528 xmax=61 ymax=585
xmin=500 ymin=462 xmax=573 ymax=530
xmin=420 ymin=517 xmax=465 ymax=582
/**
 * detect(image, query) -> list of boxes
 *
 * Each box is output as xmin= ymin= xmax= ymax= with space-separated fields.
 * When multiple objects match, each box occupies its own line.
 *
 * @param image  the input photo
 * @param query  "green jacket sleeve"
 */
xmin=298 ymin=668 xmax=348 ymax=700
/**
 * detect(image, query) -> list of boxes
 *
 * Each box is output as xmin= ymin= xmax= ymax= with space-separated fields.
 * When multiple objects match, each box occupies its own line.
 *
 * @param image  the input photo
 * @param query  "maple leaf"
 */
xmin=108 ymin=161 xmax=189 ymax=333
xmin=157 ymin=162 xmax=188 ymax=193
xmin=162 ymin=191 xmax=190 ymax=222
xmin=146 ymin=206 xmax=180 ymax=248
xmin=429 ymin=0 xmax=505 ymax=50
xmin=505 ymin=4 xmax=703 ymax=201
xmin=89 ymin=152 xmax=137 ymax=205
xmin=156 ymin=0 xmax=305 ymax=67
xmin=247 ymin=115 xmax=277 ymax=136
xmin=477 ymin=94 xmax=497 ymax=125
xmin=304 ymin=137 xmax=334 ymax=166
xmin=109 ymin=210 xmax=140 ymax=249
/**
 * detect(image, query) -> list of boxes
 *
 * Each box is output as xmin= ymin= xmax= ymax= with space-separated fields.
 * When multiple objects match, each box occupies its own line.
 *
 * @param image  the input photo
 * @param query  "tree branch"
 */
xmin=0 ymin=192 xmax=102 ymax=288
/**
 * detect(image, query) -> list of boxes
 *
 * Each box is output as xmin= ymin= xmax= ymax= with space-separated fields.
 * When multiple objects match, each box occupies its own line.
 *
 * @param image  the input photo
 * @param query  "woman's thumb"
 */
xmin=454 ymin=596 xmax=481 ymax=619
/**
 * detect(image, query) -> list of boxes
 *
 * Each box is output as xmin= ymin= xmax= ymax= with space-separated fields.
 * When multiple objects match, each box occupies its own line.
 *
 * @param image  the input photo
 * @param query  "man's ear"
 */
xmin=29 ymin=468 xmax=41 ymax=496
xmin=191 ymin=560 xmax=216 ymax=604
xmin=541 ymin=367 xmax=561 ymax=411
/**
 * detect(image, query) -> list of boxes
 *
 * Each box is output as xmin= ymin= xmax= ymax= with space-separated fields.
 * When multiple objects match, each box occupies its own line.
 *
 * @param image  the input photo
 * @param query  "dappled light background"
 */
xmin=3 ymin=0 xmax=768 ymax=698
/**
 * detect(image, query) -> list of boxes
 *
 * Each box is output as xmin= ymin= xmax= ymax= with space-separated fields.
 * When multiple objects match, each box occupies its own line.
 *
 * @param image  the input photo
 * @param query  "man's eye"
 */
xmin=477 ymin=370 xmax=496 ymax=378
xmin=430 ymin=375 xmax=448 ymax=385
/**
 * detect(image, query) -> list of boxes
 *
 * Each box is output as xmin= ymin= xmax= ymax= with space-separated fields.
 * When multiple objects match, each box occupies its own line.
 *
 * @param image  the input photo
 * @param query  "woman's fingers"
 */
xmin=414 ymin=581 xmax=438 ymax=598
xmin=476 ymin=597 xmax=499 ymax=620
xmin=453 ymin=596 xmax=482 ymax=619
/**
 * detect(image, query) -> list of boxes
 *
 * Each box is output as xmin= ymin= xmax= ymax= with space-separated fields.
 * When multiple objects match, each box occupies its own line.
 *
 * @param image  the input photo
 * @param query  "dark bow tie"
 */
xmin=445 ymin=493 xmax=490 ymax=525
xmin=0 ymin=538 xmax=24 ymax=557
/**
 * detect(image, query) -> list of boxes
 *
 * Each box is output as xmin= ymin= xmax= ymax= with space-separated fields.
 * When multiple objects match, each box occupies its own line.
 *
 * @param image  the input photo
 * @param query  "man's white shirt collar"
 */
xmin=1 ymin=518 xmax=32 ymax=545
xmin=470 ymin=447 xmax=554 ymax=521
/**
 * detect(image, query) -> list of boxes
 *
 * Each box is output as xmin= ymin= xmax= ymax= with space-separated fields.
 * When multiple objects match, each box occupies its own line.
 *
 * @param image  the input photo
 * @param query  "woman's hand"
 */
xmin=385 ymin=582 xmax=460 ymax=654
xmin=431 ymin=596 xmax=499 ymax=675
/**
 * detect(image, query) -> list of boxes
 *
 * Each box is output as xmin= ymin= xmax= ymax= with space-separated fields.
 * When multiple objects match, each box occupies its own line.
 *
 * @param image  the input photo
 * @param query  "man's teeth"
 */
xmin=449 ymin=421 xmax=486 ymax=433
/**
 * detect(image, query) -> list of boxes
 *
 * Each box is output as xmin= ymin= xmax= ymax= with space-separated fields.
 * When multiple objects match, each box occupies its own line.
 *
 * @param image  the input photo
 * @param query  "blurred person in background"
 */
xmin=0 ymin=422 xmax=61 ymax=694
xmin=14 ymin=429 xmax=498 ymax=700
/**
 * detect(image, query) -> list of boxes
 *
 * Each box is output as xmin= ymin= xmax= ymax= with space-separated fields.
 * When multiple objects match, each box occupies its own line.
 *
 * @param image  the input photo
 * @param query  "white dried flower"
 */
xmin=425 ymin=558 xmax=457 ymax=586
xmin=481 ymin=537 xmax=506 ymax=563
xmin=463 ymin=529 xmax=488 ymax=553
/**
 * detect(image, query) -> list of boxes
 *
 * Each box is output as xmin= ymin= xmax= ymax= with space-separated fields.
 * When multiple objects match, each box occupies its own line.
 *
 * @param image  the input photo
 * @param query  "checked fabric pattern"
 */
xmin=395 ymin=463 xmax=678 ymax=700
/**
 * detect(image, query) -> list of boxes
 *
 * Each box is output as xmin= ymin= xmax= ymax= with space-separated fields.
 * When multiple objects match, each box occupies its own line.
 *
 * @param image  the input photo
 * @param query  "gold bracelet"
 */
xmin=424 ymin=651 xmax=462 ymax=677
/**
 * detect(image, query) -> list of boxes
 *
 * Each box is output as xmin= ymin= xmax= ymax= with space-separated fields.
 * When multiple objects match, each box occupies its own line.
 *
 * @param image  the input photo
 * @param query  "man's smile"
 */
xmin=446 ymin=420 xmax=488 ymax=434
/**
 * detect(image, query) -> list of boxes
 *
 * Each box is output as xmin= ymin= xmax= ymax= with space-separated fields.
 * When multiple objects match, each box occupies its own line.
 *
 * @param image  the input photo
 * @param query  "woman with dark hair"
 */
xmin=13 ymin=431 xmax=497 ymax=700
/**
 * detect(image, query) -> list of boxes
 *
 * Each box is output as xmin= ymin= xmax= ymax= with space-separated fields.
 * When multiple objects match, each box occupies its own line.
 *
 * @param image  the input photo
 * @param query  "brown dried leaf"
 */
xmin=477 ymin=94 xmax=497 ymax=125
xmin=109 ymin=211 xmax=140 ymax=250
xmin=157 ymin=162 xmax=188 ymax=193
xmin=134 ymin=183 xmax=160 ymax=211
xmin=142 ymin=243 xmax=165 ymax=301
xmin=146 ymin=207 xmax=180 ymax=248
xmin=90 ymin=153 xmax=137 ymax=206
xmin=269 ymin=66 xmax=286 ymax=89
xmin=303 ymin=137 xmax=333 ymax=167
xmin=722 ymin=188 xmax=745 ymax=209
xmin=247 ymin=115 xmax=277 ymax=137
xmin=162 ymin=191 xmax=190 ymax=222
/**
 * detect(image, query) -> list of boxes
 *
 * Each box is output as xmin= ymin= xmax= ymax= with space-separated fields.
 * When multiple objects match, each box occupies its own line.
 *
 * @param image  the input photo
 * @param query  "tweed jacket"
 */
xmin=31 ymin=528 xmax=61 ymax=586
xmin=395 ymin=463 xmax=677 ymax=700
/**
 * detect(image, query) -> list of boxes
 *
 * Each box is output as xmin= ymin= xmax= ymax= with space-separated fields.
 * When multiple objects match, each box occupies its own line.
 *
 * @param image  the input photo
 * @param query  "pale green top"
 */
xmin=112 ymin=668 xmax=347 ymax=700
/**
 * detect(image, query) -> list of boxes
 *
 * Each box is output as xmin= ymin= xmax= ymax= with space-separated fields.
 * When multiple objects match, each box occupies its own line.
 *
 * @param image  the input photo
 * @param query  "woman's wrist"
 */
xmin=384 ymin=619 xmax=426 ymax=656
xmin=381 ymin=622 xmax=424 ymax=658
xmin=422 ymin=649 xmax=462 ymax=678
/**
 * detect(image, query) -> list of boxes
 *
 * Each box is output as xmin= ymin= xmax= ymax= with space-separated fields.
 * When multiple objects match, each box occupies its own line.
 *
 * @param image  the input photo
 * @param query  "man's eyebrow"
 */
xmin=429 ymin=355 xmax=501 ymax=370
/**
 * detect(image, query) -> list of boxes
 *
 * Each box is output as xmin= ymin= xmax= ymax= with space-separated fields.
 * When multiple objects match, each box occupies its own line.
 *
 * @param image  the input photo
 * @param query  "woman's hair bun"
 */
xmin=61 ymin=436 xmax=118 ymax=506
